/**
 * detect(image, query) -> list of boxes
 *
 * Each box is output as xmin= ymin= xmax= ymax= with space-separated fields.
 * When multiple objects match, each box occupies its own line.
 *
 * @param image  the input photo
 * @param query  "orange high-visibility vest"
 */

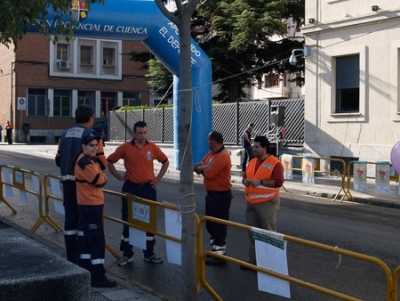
xmin=245 ymin=155 xmax=280 ymax=205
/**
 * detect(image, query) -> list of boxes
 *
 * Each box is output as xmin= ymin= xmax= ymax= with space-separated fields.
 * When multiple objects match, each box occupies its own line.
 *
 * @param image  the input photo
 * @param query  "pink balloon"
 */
xmin=390 ymin=141 xmax=400 ymax=174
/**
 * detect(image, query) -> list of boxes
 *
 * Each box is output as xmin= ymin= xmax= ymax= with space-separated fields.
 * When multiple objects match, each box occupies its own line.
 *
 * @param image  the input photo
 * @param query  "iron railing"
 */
xmin=109 ymin=99 xmax=304 ymax=146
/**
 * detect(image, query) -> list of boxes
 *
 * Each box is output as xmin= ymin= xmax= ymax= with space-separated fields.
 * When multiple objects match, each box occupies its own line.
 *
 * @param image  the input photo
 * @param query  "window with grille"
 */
xmin=57 ymin=44 xmax=69 ymax=61
xmin=101 ymin=92 xmax=116 ymax=117
xmin=28 ymin=89 xmax=47 ymax=116
xmin=78 ymin=91 xmax=96 ymax=112
xmin=335 ymin=55 xmax=360 ymax=113
xmin=264 ymin=74 xmax=279 ymax=87
xmin=80 ymin=46 xmax=93 ymax=65
xmin=103 ymin=48 xmax=115 ymax=66
xmin=123 ymin=92 xmax=141 ymax=106
xmin=54 ymin=90 xmax=71 ymax=117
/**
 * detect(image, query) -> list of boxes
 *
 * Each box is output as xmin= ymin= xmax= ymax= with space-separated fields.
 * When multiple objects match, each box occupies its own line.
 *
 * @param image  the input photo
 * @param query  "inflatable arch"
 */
xmin=31 ymin=0 xmax=212 ymax=168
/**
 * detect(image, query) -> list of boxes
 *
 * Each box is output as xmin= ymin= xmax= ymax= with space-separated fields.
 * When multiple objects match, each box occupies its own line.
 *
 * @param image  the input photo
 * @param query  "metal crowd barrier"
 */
xmin=3 ymin=167 xmax=400 ymax=300
xmin=279 ymin=155 xmax=350 ymax=202
xmin=35 ymin=174 xmax=64 ymax=233
xmin=198 ymin=216 xmax=394 ymax=301
xmin=392 ymin=267 xmax=400 ymax=299
xmin=0 ymin=165 xmax=18 ymax=213
xmin=0 ymin=164 xmax=47 ymax=233
xmin=101 ymin=189 xmax=188 ymax=261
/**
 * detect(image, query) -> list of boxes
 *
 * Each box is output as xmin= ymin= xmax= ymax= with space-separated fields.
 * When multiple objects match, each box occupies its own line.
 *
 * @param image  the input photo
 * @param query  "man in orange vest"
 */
xmin=241 ymin=135 xmax=284 ymax=269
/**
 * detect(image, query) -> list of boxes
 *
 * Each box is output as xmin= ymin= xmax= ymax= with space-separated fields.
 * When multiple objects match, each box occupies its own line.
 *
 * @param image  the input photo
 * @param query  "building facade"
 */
xmin=249 ymin=17 xmax=305 ymax=101
xmin=0 ymin=33 xmax=149 ymax=143
xmin=302 ymin=1 xmax=400 ymax=163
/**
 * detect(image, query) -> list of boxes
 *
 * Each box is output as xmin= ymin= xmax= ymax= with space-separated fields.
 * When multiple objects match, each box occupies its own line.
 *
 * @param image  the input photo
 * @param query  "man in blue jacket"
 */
xmin=55 ymin=105 xmax=107 ymax=264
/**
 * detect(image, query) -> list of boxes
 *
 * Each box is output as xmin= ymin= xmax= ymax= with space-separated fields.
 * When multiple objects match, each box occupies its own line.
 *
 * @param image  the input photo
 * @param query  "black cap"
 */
xmin=81 ymin=132 xmax=101 ymax=145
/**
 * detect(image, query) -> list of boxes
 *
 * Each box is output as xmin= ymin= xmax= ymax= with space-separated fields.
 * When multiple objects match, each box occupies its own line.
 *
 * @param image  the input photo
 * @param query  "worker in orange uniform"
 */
xmin=194 ymin=130 xmax=232 ymax=265
xmin=55 ymin=105 xmax=107 ymax=264
xmin=74 ymin=133 xmax=116 ymax=288
xmin=107 ymin=121 xmax=169 ymax=266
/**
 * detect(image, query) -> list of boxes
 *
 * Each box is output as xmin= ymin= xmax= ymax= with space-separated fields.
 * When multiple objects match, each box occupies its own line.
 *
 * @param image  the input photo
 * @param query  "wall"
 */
xmin=3 ymin=33 xmax=150 ymax=142
xmin=302 ymin=1 xmax=400 ymax=162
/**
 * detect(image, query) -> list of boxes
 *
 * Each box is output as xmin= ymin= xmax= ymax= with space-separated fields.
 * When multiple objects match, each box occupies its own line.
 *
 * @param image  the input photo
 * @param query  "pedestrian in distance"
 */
xmin=241 ymin=123 xmax=255 ymax=172
xmin=194 ymin=130 xmax=232 ymax=265
xmin=55 ymin=105 xmax=107 ymax=264
xmin=241 ymin=135 xmax=284 ymax=270
xmin=107 ymin=121 xmax=169 ymax=266
xmin=74 ymin=133 xmax=116 ymax=288
xmin=5 ymin=121 xmax=13 ymax=145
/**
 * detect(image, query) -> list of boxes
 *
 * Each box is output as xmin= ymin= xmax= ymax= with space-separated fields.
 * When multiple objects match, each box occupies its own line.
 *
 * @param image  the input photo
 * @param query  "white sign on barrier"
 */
xmin=164 ymin=206 xmax=181 ymax=265
xmin=54 ymin=200 xmax=65 ymax=215
xmin=129 ymin=227 xmax=146 ymax=250
xmin=133 ymin=202 xmax=150 ymax=223
xmin=2 ymin=167 xmax=13 ymax=197
xmin=375 ymin=161 xmax=390 ymax=193
xmin=281 ymin=154 xmax=293 ymax=180
xmin=50 ymin=178 xmax=62 ymax=199
xmin=20 ymin=190 xmax=28 ymax=203
xmin=354 ymin=161 xmax=367 ymax=192
xmin=302 ymin=156 xmax=315 ymax=184
xmin=253 ymin=228 xmax=290 ymax=298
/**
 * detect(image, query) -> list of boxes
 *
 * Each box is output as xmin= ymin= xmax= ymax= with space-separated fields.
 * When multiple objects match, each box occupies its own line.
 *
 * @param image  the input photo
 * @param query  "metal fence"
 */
xmin=109 ymin=99 xmax=304 ymax=146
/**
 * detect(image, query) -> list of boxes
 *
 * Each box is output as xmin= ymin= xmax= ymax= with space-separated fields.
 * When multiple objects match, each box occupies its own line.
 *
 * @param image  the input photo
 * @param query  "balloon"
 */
xmin=390 ymin=141 xmax=400 ymax=174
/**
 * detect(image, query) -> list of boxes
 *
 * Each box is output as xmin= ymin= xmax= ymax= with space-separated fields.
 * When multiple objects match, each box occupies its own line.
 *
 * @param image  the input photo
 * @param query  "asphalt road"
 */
xmin=1 ymin=147 xmax=400 ymax=300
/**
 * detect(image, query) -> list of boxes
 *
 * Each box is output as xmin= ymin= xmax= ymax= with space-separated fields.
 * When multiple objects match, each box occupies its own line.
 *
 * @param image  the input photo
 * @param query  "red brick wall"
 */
xmin=8 ymin=34 xmax=150 ymax=137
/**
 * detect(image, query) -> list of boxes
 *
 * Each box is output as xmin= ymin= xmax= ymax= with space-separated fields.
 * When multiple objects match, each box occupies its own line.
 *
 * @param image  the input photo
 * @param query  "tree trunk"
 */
xmin=153 ymin=1 xmax=201 ymax=299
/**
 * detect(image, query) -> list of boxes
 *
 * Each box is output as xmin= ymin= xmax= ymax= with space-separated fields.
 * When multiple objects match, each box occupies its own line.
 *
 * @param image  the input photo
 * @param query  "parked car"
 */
xmin=93 ymin=120 xmax=108 ymax=141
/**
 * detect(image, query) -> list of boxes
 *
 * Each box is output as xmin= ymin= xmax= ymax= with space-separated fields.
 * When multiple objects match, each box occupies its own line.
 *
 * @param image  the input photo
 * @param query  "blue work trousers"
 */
xmin=205 ymin=190 xmax=232 ymax=247
xmin=120 ymin=180 xmax=157 ymax=258
xmin=63 ymin=180 xmax=79 ymax=264
xmin=77 ymin=204 xmax=106 ymax=285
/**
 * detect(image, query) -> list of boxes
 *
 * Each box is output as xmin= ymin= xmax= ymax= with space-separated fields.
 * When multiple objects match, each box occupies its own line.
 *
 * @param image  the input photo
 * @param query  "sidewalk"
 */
xmin=0 ymin=217 xmax=166 ymax=301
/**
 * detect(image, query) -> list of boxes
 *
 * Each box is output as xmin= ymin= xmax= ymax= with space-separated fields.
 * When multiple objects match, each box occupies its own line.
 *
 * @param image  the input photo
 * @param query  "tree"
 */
xmin=145 ymin=58 xmax=173 ymax=101
xmin=0 ymin=0 xmax=103 ymax=48
xmin=131 ymin=1 xmax=305 ymax=104
xmin=153 ymin=0 xmax=200 ymax=299
xmin=127 ymin=51 xmax=173 ymax=101
xmin=192 ymin=0 xmax=305 ymax=102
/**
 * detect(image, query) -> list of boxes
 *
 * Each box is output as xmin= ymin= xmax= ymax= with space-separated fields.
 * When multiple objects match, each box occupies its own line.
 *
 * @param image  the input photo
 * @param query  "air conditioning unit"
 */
xmin=57 ymin=60 xmax=71 ymax=69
